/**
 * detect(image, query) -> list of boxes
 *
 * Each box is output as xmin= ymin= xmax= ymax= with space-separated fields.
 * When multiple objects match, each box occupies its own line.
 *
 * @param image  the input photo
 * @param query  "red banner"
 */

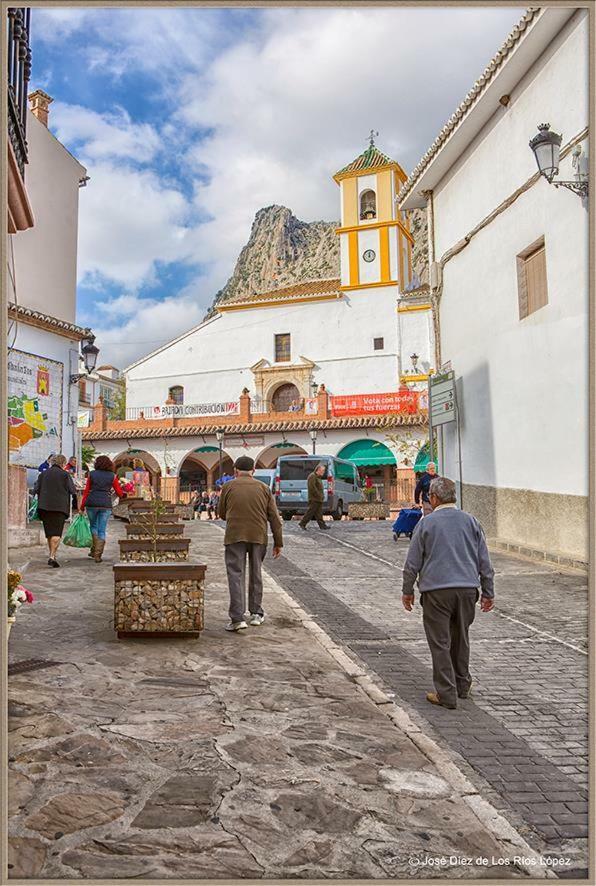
xmin=331 ymin=390 xmax=420 ymax=417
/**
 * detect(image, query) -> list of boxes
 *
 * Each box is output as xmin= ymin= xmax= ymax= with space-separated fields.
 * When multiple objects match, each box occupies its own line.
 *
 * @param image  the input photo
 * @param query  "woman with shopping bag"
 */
xmin=33 ymin=454 xmax=78 ymax=568
xmin=80 ymin=455 xmax=126 ymax=562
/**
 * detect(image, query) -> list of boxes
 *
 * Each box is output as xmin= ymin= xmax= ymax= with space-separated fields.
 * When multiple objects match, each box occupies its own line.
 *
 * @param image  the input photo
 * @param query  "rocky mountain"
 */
xmin=208 ymin=203 xmax=428 ymax=314
xmin=208 ymin=206 xmax=340 ymax=313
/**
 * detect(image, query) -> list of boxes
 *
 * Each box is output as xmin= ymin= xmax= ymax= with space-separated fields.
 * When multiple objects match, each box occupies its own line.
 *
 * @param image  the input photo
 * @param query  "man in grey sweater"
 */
xmin=402 ymin=476 xmax=494 ymax=709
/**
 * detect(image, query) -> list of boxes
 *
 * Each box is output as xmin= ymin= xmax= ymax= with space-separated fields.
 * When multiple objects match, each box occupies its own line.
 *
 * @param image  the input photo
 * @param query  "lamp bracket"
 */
xmin=553 ymin=179 xmax=589 ymax=199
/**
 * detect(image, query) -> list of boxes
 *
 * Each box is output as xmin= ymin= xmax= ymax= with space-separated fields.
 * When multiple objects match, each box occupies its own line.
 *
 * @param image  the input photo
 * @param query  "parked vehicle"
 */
xmin=253 ymin=469 xmax=276 ymax=492
xmin=274 ymin=455 xmax=364 ymax=521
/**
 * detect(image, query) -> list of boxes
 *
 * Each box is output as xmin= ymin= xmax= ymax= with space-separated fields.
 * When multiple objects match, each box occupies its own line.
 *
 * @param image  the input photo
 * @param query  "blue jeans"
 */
xmin=87 ymin=508 xmax=111 ymax=540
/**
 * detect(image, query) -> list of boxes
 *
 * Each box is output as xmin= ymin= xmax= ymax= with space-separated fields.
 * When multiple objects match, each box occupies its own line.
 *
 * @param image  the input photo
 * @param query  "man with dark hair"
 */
xmin=402 ymin=476 xmax=495 ymax=709
xmin=218 ymin=455 xmax=283 ymax=632
xmin=299 ymin=462 xmax=330 ymax=531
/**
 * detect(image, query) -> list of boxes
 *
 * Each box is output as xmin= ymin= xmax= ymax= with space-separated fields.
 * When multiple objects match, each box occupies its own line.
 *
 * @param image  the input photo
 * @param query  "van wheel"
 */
xmin=282 ymin=512 xmax=294 ymax=521
xmin=332 ymin=501 xmax=344 ymax=521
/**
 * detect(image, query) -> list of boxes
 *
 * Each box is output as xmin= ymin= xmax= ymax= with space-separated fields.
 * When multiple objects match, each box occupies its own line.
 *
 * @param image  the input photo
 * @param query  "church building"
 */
xmin=84 ymin=139 xmax=434 ymax=504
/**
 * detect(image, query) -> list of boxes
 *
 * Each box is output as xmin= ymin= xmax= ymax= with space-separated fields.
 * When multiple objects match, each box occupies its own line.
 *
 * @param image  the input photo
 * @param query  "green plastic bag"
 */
xmin=63 ymin=513 xmax=93 ymax=548
xmin=28 ymin=495 xmax=39 ymax=521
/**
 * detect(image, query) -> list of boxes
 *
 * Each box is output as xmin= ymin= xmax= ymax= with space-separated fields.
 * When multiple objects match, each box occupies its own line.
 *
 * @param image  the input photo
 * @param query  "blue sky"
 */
xmin=31 ymin=5 xmax=524 ymax=368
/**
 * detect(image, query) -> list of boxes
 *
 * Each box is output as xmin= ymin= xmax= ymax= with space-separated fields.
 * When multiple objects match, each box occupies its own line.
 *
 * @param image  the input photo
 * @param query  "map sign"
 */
xmin=8 ymin=350 xmax=63 ymax=468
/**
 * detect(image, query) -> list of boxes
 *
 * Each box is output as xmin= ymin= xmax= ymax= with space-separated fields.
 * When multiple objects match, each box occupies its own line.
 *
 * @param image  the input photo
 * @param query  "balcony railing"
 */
xmin=7 ymin=8 xmax=31 ymax=178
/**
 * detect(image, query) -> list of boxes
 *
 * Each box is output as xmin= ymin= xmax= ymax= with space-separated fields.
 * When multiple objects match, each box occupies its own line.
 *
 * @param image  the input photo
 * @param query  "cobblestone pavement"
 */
xmin=6 ymin=521 xmax=551 ymax=880
xmin=265 ymin=520 xmax=589 ymax=880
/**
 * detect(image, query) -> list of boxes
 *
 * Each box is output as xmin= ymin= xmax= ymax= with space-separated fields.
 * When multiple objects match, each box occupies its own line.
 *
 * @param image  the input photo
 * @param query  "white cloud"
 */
xmin=77 ymin=162 xmax=194 ymax=289
xmin=51 ymin=103 xmax=161 ymax=163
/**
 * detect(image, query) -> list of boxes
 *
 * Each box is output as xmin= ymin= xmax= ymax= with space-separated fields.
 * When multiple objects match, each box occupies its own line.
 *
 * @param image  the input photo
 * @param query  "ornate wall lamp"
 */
xmin=529 ymin=124 xmax=588 ymax=198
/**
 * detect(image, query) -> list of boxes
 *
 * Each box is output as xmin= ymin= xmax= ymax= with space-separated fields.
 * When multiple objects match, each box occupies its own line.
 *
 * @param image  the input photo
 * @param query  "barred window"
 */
xmin=373 ymin=337 xmax=384 ymax=351
xmin=168 ymin=385 xmax=184 ymax=404
xmin=275 ymin=333 xmax=291 ymax=363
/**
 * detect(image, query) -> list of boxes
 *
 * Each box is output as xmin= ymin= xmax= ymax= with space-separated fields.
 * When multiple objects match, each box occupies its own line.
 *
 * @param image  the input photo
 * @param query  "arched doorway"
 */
xmin=256 ymin=442 xmax=307 ymax=469
xmin=271 ymin=383 xmax=301 ymax=413
xmin=113 ymin=449 xmax=162 ymax=492
xmin=178 ymin=445 xmax=234 ymax=501
xmin=337 ymin=439 xmax=397 ymax=503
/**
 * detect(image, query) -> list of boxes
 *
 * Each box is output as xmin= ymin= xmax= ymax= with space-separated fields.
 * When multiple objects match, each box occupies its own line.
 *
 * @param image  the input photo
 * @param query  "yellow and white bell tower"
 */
xmin=334 ymin=132 xmax=414 ymax=292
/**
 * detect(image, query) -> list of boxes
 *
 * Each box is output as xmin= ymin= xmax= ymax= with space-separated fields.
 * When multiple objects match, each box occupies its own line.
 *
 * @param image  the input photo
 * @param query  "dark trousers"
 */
xmin=225 ymin=542 xmax=267 ymax=624
xmin=421 ymin=587 xmax=478 ymax=707
xmin=299 ymin=501 xmax=325 ymax=529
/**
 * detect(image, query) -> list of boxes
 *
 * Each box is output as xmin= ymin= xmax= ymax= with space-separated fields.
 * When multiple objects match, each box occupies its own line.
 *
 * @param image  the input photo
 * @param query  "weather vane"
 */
xmin=368 ymin=129 xmax=379 ymax=147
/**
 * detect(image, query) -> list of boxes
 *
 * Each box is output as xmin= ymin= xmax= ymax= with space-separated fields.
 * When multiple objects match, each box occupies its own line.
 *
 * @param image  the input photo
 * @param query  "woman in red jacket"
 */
xmin=80 ymin=455 xmax=126 ymax=562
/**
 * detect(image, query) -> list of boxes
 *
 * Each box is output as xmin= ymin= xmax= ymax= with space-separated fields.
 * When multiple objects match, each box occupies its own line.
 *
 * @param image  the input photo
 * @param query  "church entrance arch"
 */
xmin=271 ymin=383 xmax=301 ymax=412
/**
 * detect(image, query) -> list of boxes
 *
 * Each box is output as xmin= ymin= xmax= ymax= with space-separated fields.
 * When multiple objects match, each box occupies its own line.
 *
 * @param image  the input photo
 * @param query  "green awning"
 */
xmin=337 ymin=439 xmax=396 ymax=467
xmin=272 ymin=442 xmax=301 ymax=449
xmin=414 ymin=444 xmax=430 ymax=473
xmin=193 ymin=446 xmax=219 ymax=453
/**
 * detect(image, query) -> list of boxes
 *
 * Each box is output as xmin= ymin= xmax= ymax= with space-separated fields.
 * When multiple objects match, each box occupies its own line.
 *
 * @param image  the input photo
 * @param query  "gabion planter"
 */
xmin=113 ymin=563 xmax=205 ymax=637
xmin=125 ymin=523 xmax=184 ymax=540
xmin=128 ymin=513 xmax=181 ymax=525
xmin=128 ymin=501 xmax=176 ymax=514
xmin=119 ymin=538 xmax=190 ymax=562
xmin=348 ymin=501 xmax=390 ymax=520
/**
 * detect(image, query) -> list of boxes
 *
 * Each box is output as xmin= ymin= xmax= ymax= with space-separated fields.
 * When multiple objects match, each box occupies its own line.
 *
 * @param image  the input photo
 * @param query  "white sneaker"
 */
xmin=225 ymin=621 xmax=248 ymax=632
xmin=249 ymin=614 xmax=265 ymax=626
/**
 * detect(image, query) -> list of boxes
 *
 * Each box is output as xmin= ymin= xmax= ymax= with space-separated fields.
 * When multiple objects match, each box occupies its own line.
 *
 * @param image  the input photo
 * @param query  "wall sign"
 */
xmin=152 ymin=401 xmax=240 ymax=419
xmin=8 ymin=350 xmax=63 ymax=468
xmin=331 ymin=390 xmax=419 ymax=417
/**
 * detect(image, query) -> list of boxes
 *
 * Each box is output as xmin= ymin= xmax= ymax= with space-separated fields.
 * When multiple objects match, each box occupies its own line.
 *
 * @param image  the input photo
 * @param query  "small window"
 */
xmin=79 ymin=379 xmax=87 ymax=402
xmin=517 ymin=238 xmax=548 ymax=319
xmin=169 ymin=385 xmax=184 ymax=404
xmin=275 ymin=333 xmax=291 ymax=363
xmin=360 ymin=189 xmax=376 ymax=220
xmin=373 ymin=337 xmax=384 ymax=351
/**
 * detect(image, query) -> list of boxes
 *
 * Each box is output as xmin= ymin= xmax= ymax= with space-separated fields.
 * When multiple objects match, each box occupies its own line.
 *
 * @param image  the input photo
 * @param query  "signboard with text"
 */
xmin=429 ymin=370 xmax=456 ymax=426
xmin=331 ymin=390 xmax=420 ymax=417
xmin=151 ymin=401 xmax=240 ymax=419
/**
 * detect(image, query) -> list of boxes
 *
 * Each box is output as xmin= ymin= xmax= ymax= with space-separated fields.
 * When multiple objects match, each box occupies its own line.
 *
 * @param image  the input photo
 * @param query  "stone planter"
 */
xmin=125 ymin=523 xmax=184 ymax=540
xmin=173 ymin=504 xmax=193 ymax=520
xmin=113 ymin=563 xmax=205 ymax=637
xmin=119 ymin=538 xmax=190 ymax=562
xmin=7 ymin=616 xmax=16 ymax=639
xmin=348 ymin=501 xmax=391 ymax=520
xmin=129 ymin=501 xmax=176 ymax=514
xmin=129 ymin=513 xmax=181 ymax=525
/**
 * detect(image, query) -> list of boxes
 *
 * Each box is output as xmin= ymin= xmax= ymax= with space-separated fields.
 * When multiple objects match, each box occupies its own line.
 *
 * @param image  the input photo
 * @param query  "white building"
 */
xmin=86 ymin=143 xmax=434 ymax=500
xmin=399 ymin=8 xmax=589 ymax=563
xmin=8 ymin=91 xmax=90 ymax=484
xmin=79 ymin=364 xmax=124 ymax=416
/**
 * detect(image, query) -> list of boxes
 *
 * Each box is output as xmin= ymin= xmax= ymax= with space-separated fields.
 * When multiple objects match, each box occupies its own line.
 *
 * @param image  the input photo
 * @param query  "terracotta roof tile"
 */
xmin=219 ymin=278 xmax=342 ymax=309
xmin=8 ymin=303 xmax=91 ymax=340
xmin=83 ymin=412 xmax=426 ymax=441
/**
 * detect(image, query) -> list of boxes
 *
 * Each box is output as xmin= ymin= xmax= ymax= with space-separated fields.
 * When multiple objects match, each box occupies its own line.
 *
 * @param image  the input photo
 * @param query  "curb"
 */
xmin=263 ymin=568 xmax=556 ymax=880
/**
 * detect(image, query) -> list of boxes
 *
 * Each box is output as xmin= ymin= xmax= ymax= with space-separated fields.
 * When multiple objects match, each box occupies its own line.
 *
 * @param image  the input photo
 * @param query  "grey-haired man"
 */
xmin=402 ymin=476 xmax=494 ymax=709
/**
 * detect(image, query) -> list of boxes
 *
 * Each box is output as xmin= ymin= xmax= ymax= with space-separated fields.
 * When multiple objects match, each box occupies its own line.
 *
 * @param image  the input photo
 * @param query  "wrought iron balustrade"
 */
xmin=7 ymin=7 xmax=31 ymax=177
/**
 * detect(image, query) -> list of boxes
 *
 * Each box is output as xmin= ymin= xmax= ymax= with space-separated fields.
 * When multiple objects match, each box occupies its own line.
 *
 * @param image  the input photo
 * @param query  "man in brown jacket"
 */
xmin=299 ymin=463 xmax=330 ymax=531
xmin=218 ymin=456 xmax=283 ymax=632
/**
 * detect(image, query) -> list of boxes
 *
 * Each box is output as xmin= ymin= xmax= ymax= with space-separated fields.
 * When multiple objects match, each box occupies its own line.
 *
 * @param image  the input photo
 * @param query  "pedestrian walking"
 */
xmin=66 ymin=455 xmax=79 ymax=512
xmin=299 ymin=463 xmax=330 ymax=531
xmin=218 ymin=456 xmax=283 ymax=632
xmin=414 ymin=461 xmax=437 ymax=517
xmin=37 ymin=452 xmax=55 ymax=474
xmin=33 ymin=454 xmax=78 ymax=568
xmin=80 ymin=455 xmax=126 ymax=563
xmin=401 ymin=477 xmax=494 ymax=709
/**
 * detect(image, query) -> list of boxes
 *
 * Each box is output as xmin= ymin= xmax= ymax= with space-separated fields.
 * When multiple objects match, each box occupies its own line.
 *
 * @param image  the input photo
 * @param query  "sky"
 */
xmin=30 ymin=5 xmax=524 ymax=369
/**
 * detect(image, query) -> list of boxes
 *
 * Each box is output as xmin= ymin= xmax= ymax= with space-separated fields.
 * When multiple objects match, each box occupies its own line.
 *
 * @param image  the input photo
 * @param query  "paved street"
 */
xmin=267 ymin=519 xmax=589 ymax=877
xmin=7 ymin=518 xmax=588 ymax=880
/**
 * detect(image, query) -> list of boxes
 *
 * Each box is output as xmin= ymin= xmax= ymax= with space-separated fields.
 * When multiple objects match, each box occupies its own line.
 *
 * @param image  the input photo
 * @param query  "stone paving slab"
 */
xmin=7 ymin=521 xmax=540 ymax=880
xmin=266 ymin=521 xmax=589 ymax=878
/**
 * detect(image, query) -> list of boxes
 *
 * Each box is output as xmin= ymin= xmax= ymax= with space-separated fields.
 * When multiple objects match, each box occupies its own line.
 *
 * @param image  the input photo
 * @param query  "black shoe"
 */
xmin=320 ymin=525 xmax=330 ymax=531
xmin=48 ymin=558 xmax=60 ymax=568
xmin=299 ymin=524 xmax=307 ymax=531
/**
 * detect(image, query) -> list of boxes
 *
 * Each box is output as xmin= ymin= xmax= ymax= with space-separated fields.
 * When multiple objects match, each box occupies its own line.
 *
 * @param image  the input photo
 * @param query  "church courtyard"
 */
xmin=7 ymin=520 xmax=588 ymax=880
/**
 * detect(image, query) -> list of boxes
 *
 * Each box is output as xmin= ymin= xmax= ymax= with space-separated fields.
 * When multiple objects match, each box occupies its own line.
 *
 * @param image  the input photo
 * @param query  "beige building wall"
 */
xmin=11 ymin=109 xmax=86 ymax=323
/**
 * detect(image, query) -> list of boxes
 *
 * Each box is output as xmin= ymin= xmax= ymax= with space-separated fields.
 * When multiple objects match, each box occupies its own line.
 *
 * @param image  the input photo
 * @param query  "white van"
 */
xmin=274 ymin=455 xmax=364 ymax=521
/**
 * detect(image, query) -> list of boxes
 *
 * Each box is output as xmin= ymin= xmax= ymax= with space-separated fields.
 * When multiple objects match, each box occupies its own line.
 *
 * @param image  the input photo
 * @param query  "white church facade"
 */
xmin=84 ymin=142 xmax=434 ymax=502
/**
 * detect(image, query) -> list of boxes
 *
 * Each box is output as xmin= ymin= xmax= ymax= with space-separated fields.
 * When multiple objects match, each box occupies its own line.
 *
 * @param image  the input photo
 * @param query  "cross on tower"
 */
xmin=368 ymin=129 xmax=379 ymax=148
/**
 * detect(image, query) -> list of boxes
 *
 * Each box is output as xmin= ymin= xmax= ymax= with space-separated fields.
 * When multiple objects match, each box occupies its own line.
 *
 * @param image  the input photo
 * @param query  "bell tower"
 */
xmin=334 ymin=132 xmax=414 ymax=292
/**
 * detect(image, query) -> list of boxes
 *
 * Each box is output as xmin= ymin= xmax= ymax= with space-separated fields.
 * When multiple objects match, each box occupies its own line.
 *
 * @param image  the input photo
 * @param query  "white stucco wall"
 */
xmin=11 ymin=112 xmax=86 ymax=324
xmin=126 ymin=286 xmax=402 ymax=409
xmin=434 ymin=12 xmax=588 ymax=498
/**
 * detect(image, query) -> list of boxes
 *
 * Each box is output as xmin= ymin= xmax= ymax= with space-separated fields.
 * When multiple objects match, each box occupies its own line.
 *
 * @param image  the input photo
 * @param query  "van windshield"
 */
xmin=279 ymin=459 xmax=327 ymax=481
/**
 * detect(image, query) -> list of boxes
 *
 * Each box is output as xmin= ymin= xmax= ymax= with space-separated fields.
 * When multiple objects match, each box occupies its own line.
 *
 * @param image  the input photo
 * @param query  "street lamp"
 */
xmin=215 ymin=428 xmax=224 ymax=481
xmin=69 ymin=333 xmax=100 ymax=384
xmin=529 ymin=123 xmax=588 ymax=198
xmin=410 ymin=353 xmax=419 ymax=374
xmin=312 ymin=381 xmax=319 ymax=398
xmin=309 ymin=427 xmax=317 ymax=455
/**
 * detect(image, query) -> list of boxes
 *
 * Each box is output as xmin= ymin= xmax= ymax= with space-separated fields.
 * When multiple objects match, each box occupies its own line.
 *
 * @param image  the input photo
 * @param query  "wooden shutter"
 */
xmin=517 ymin=239 xmax=548 ymax=319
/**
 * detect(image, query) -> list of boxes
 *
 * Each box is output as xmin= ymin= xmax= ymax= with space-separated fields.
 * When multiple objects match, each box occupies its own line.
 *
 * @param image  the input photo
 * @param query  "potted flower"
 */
xmin=7 ymin=568 xmax=35 ymax=639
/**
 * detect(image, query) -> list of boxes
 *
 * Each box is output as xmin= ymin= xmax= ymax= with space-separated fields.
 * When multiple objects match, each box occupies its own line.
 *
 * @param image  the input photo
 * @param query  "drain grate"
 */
xmin=8 ymin=659 xmax=64 ymax=676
